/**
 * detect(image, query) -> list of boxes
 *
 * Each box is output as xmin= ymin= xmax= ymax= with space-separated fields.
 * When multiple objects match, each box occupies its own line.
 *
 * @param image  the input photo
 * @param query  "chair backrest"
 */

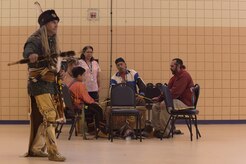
xmin=62 ymin=84 xmax=74 ymax=110
xmin=146 ymin=83 xmax=154 ymax=88
xmin=110 ymin=83 xmax=136 ymax=107
xmin=155 ymin=83 xmax=163 ymax=91
xmin=162 ymin=84 xmax=175 ymax=113
xmin=145 ymin=83 xmax=162 ymax=103
xmin=192 ymin=84 xmax=200 ymax=108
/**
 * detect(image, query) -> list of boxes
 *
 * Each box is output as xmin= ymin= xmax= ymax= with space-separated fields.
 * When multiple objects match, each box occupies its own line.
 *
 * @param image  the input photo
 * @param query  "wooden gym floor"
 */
xmin=0 ymin=124 xmax=245 ymax=164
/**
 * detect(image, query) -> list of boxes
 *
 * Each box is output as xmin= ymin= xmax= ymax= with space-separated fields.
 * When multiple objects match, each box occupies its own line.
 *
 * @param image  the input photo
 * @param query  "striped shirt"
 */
xmin=110 ymin=69 xmax=145 ymax=95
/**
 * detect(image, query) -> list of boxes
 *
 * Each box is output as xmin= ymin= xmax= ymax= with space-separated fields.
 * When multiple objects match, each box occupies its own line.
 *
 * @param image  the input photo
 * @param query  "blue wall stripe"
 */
xmin=175 ymin=120 xmax=246 ymax=124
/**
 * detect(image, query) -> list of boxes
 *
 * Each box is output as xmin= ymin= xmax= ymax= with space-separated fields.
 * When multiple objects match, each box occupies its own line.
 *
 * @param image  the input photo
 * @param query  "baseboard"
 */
xmin=1 ymin=120 xmax=246 ymax=124
xmin=0 ymin=120 xmax=30 ymax=124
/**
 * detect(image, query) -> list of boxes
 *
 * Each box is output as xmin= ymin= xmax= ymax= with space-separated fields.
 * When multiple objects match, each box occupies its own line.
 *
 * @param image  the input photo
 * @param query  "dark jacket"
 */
xmin=23 ymin=29 xmax=58 ymax=96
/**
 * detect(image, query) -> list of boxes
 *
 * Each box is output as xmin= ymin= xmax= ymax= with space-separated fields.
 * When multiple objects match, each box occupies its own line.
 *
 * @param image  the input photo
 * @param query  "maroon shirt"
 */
xmin=168 ymin=69 xmax=194 ymax=106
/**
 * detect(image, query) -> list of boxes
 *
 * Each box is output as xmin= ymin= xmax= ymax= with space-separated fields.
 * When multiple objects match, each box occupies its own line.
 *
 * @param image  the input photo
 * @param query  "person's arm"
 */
xmin=23 ymin=37 xmax=40 ymax=58
xmin=152 ymin=94 xmax=164 ymax=103
xmin=95 ymin=61 xmax=101 ymax=91
xmin=136 ymin=77 xmax=146 ymax=95
xmin=23 ymin=37 xmax=42 ymax=63
xmin=134 ymin=71 xmax=146 ymax=95
xmin=97 ymin=70 xmax=101 ymax=92
xmin=110 ymin=74 xmax=117 ymax=86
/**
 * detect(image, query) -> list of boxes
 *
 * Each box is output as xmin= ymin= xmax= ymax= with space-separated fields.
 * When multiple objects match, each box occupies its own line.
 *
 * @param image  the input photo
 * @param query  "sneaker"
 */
xmin=97 ymin=131 xmax=108 ymax=138
xmin=173 ymin=129 xmax=184 ymax=135
xmin=48 ymin=153 xmax=66 ymax=162
xmin=153 ymin=130 xmax=169 ymax=139
xmin=30 ymin=151 xmax=48 ymax=157
xmin=142 ymin=131 xmax=150 ymax=138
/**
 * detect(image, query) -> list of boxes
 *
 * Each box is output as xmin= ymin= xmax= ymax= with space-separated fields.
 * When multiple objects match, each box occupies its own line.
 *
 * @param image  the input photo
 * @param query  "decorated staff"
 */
xmin=23 ymin=2 xmax=66 ymax=162
xmin=8 ymin=51 xmax=76 ymax=66
xmin=135 ymin=93 xmax=153 ymax=102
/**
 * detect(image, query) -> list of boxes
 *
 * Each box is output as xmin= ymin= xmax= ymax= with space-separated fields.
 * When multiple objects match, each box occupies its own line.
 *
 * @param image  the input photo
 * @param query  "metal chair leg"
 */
xmin=188 ymin=116 xmax=193 ymax=141
xmin=139 ymin=114 xmax=142 ymax=142
xmin=194 ymin=115 xmax=201 ymax=138
xmin=68 ymin=117 xmax=77 ymax=140
xmin=171 ymin=116 xmax=177 ymax=138
xmin=135 ymin=115 xmax=138 ymax=140
xmin=110 ymin=114 xmax=114 ymax=142
xmin=56 ymin=123 xmax=64 ymax=139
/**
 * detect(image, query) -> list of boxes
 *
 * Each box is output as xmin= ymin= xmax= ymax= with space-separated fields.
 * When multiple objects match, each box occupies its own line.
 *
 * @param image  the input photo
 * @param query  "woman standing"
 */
xmin=78 ymin=46 xmax=101 ymax=101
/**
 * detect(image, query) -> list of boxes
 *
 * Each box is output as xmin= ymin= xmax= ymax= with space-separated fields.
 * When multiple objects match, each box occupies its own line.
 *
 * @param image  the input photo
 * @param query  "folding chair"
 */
xmin=56 ymin=84 xmax=87 ymax=140
xmin=162 ymin=84 xmax=201 ymax=141
xmin=108 ymin=83 xmax=142 ymax=142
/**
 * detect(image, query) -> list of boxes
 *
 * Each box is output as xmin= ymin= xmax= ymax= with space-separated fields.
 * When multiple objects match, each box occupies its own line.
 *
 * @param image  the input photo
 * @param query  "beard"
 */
xmin=171 ymin=68 xmax=177 ymax=75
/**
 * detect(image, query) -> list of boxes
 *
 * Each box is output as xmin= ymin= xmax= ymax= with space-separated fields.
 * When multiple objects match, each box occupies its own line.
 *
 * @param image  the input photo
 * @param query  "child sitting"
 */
xmin=69 ymin=66 xmax=107 ymax=136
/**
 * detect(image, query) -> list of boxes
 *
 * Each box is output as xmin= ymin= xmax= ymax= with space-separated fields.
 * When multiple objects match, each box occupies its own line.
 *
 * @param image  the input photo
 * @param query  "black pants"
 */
xmin=88 ymin=92 xmax=99 ymax=102
xmin=84 ymin=103 xmax=105 ymax=130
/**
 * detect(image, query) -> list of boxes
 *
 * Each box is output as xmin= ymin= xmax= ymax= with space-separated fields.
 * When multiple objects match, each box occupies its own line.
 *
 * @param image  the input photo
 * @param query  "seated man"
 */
xmin=108 ymin=57 xmax=147 ymax=132
xmin=68 ymin=67 xmax=107 ymax=136
xmin=152 ymin=58 xmax=194 ymax=138
xmin=110 ymin=57 xmax=146 ymax=105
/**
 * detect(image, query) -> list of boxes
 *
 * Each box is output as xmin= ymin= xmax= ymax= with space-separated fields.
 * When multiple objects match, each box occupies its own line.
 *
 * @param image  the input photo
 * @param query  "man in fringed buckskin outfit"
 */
xmin=23 ymin=9 xmax=65 ymax=162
